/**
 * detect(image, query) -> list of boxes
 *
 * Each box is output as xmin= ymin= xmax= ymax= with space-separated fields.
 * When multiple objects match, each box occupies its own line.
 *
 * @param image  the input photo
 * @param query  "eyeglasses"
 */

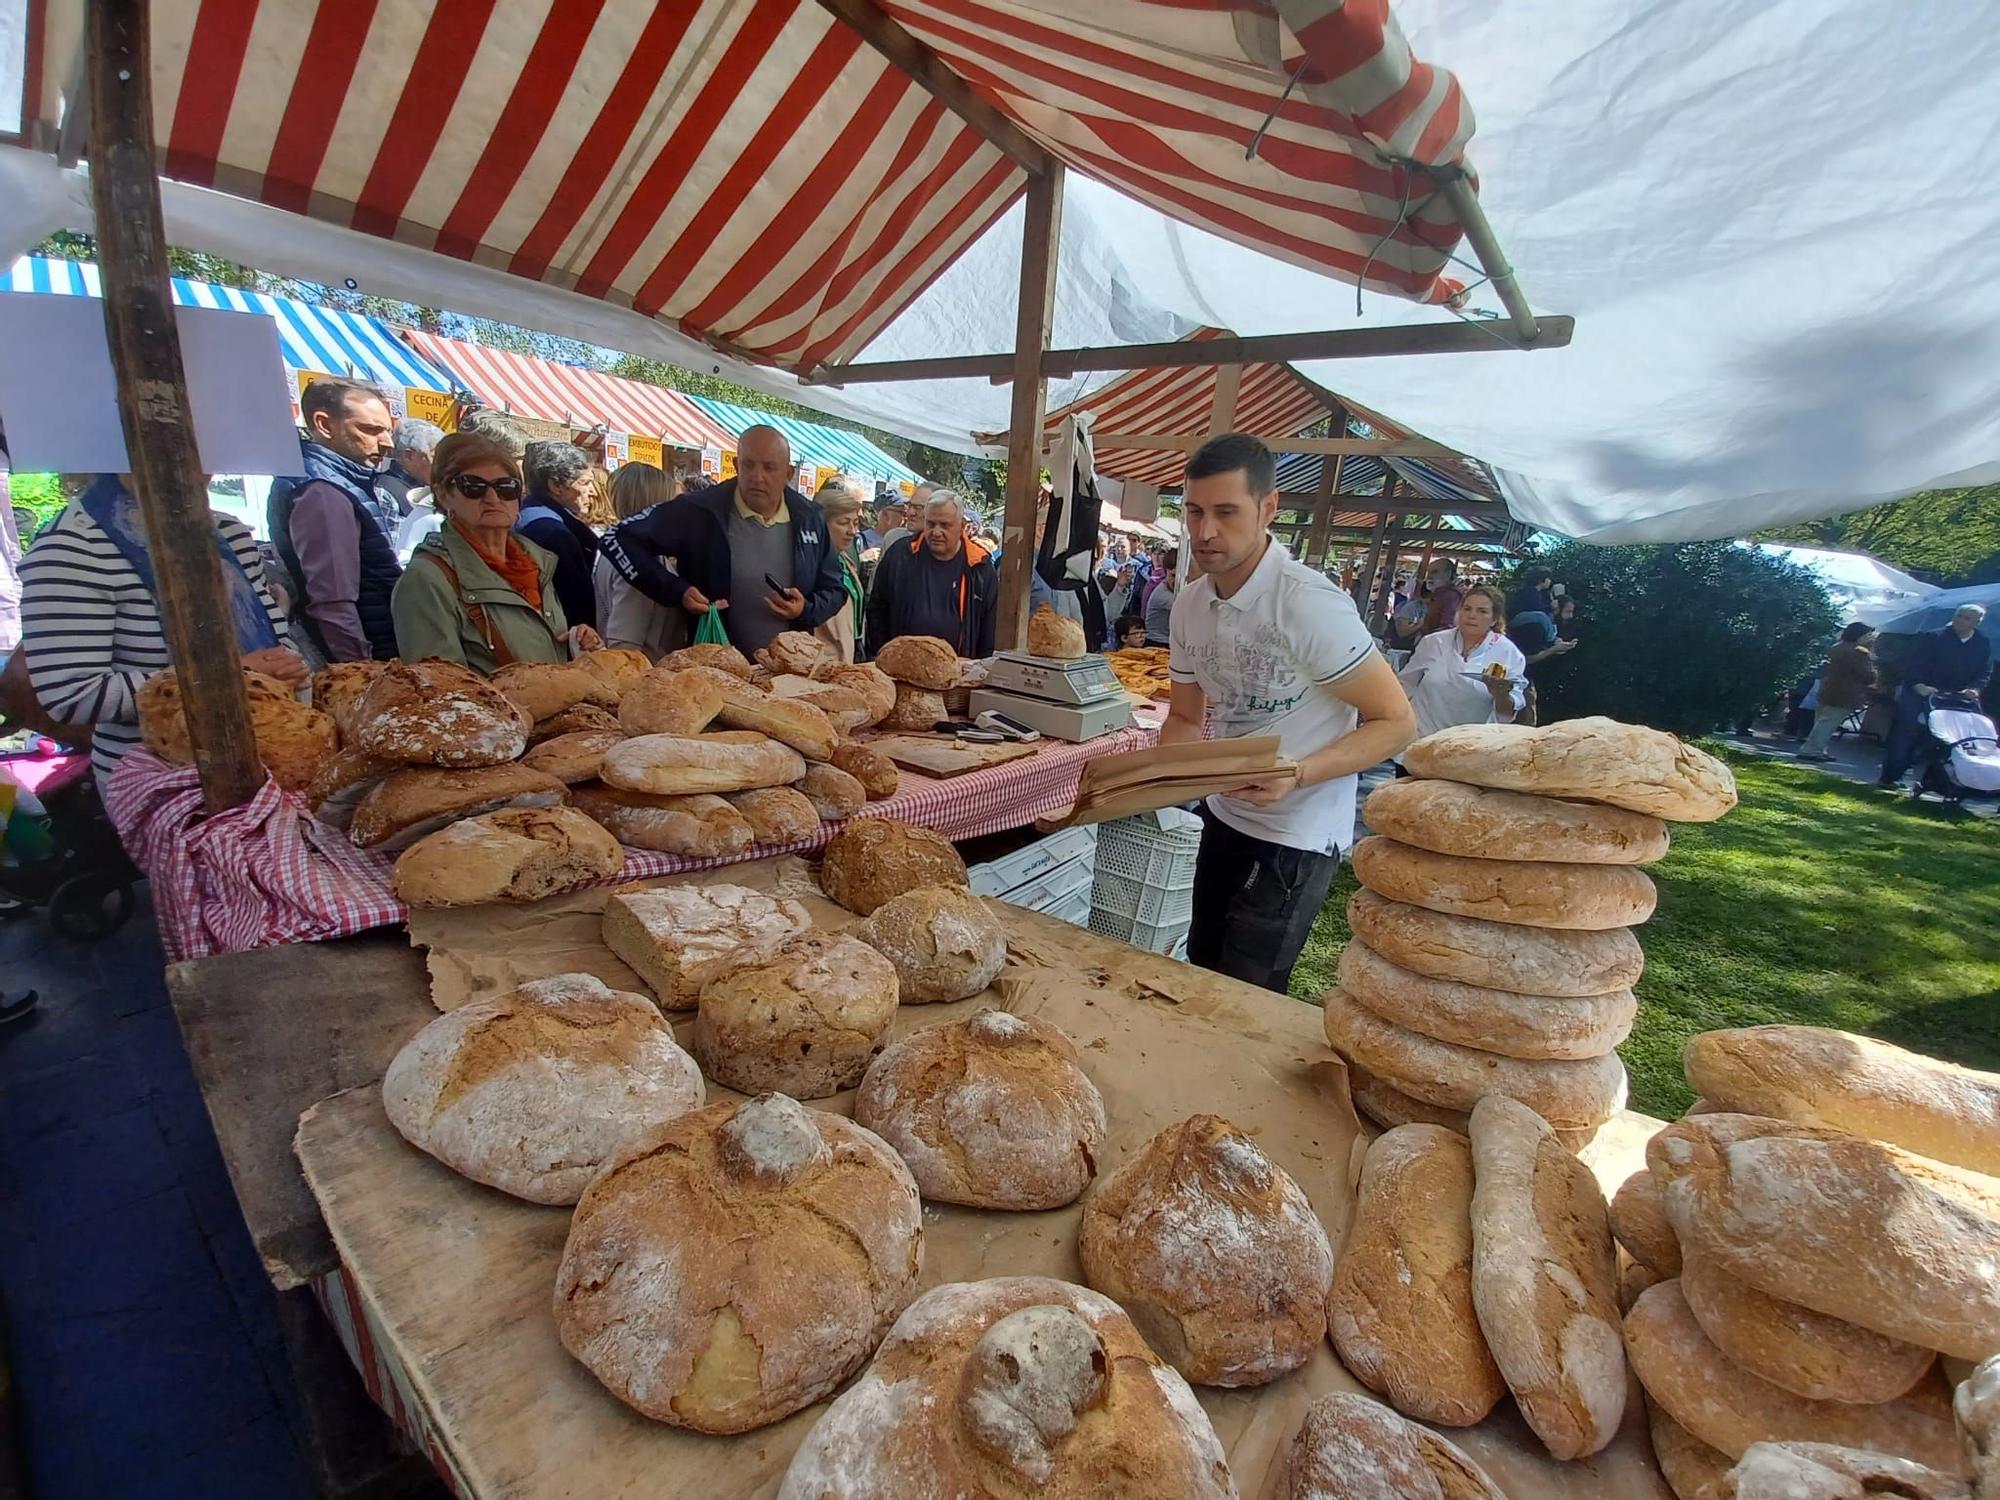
xmin=446 ymin=474 xmax=522 ymax=501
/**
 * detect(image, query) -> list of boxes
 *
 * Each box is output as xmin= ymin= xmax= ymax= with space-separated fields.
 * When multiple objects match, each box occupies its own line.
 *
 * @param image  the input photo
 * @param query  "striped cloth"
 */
xmin=16 ymin=502 xmax=289 ymax=789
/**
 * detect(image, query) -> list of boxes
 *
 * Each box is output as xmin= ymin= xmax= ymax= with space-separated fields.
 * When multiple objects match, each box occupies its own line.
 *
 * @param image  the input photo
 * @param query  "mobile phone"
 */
xmin=764 ymin=573 xmax=789 ymax=595
xmin=1551 ymin=583 xmax=1566 ymax=597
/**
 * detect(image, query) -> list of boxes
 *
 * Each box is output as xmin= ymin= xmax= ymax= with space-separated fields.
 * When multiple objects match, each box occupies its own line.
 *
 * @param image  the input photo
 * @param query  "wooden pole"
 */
xmin=88 ymin=0 xmax=262 ymax=813
xmin=996 ymin=162 xmax=1065 ymax=653
xmin=1372 ymin=477 xmax=1406 ymax=628
xmin=1354 ymin=505 xmax=1391 ymax=617
xmin=1207 ymin=363 xmax=1241 ymax=435
xmin=1307 ymin=452 xmax=1342 ymax=565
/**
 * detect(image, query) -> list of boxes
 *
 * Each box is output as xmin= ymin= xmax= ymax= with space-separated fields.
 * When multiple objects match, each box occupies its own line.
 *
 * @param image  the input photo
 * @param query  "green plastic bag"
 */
xmin=694 ymin=604 xmax=730 ymax=647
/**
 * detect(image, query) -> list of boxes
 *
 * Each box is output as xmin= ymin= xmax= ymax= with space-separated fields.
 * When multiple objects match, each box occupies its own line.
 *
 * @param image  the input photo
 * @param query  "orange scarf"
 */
xmin=452 ymin=521 xmax=544 ymax=609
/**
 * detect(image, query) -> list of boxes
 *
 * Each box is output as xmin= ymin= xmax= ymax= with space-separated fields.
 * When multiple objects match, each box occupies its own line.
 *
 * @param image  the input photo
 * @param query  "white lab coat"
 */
xmin=1398 ymin=627 xmax=1529 ymax=743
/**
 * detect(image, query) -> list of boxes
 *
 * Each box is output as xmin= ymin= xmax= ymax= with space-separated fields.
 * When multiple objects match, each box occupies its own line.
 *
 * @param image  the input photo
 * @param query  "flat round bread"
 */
xmin=1399 ymin=717 xmax=1736 ymax=822
xmin=1363 ymin=777 xmax=1671 ymax=864
xmin=1337 ymin=938 xmax=1637 ymax=1060
xmin=1346 ymin=889 xmax=1645 ymax=997
xmin=1351 ymin=836 xmax=1657 ymax=930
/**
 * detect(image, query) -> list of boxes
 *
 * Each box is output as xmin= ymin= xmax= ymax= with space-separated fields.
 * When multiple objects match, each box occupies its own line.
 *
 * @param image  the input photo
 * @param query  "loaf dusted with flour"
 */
xmin=352 ymin=659 xmax=529 ymax=767
xmin=883 ymin=682 xmax=948 ymax=731
xmin=860 ymin=884 xmax=1006 ymax=1002
xmin=601 ymin=883 xmax=812 ymax=1010
xmin=1351 ymin=835 xmax=1658 ymax=929
xmin=1954 ymin=1354 xmax=2000 ymax=1498
xmin=716 ymin=690 xmax=838 ymax=761
xmin=1651 ymin=1403 xmax=1735 ymax=1500
xmin=616 ymin=665 xmax=729 ymax=737
xmin=819 ymin=817 xmax=968 ymax=915
xmin=1722 ymin=1443 xmax=1970 ymax=1500
xmin=391 ymin=805 xmax=622 ymax=907
xmin=1327 ymin=1125 xmax=1504 ymax=1426
xmin=828 ymin=740 xmax=899 ymax=800
xmin=489 ymin=660 xmax=617 ymax=722
xmin=856 ymin=1009 xmax=1105 ymax=1210
xmin=1364 ymin=777 xmax=1672 ymax=863
xmin=520 ymin=729 xmax=624 ymax=784
xmin=570 ymin=785 xmax=754 ymax=857
xmin=723 ymin=785 xmax=820 ymax=845
xmin=381 ymin=973 xmax=703 ymax=1204
xmin=600 ymin=730 xmax=805 ymax=795
xmin=527 ymin=701 xmax=621 ymax=743
xmin=1079 ymin=1114 xmax=1333 ymax=1387
xmin=874 ymin=634 xmax=961 ymax=690
xmin=1400 ymin=716 xmax=1737 ymax=820
xmin=1346 ymin=888 xmax=1645 ymax=996
xmin=755 ymin=631 xmax=838 ymax=679
xmin=657 ymin=641 xmax=756 ymax=679
xmin=694 ymin=933 xmax=899 ymax=1098
xmin=1338 ymin=937 xmax=1637 ymax=1059
xmin=820 ymin=662 xmax=897 ymax=723
xmin=1468 ymin=1093 xmax=1625 ymax=1460
xmin=794 ymin=762 xmax=866 ymax=820
xmin=554 ymin=1093 xmax=921 ymax=1433
xmin=1282 ymin=1393 xmax=1507 ymax=1500
xmin=350 ymin=763 xmax=567 ymax=850
xmin=1610 ymin=1167 xmax=1683 ymax=1277
xmin=575 ymin=646 xmax=650 ymax=698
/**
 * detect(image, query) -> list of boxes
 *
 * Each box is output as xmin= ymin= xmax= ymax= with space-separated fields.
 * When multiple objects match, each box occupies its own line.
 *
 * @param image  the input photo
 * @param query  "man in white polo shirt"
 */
xmin=1163 ymin=433 xmax=1417 ymax=991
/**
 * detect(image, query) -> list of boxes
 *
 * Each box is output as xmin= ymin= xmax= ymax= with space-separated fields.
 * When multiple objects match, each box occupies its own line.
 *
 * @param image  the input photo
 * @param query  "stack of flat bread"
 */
xmin=1323 ymin=716 xmax=1736 ymax=1141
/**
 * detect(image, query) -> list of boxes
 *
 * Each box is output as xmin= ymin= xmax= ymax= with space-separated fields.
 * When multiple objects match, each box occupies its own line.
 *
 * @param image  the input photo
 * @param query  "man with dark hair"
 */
xmin=1163 ymin=431 xmax=1417 ymax=992
xmin=515 ymin=440 xmax=602 ymax=633
xmin=269 ymin=378 xmax=401 ymax=661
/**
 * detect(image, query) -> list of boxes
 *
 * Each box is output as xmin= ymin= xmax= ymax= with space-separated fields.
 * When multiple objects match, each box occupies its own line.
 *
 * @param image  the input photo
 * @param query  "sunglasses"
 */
xmin=446 ymin=474 xmax=523 ymax=501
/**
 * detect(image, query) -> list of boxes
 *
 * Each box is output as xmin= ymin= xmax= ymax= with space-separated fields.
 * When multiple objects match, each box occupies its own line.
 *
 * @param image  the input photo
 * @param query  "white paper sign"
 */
xmin=0 ymin=292 xmax=304 ymax=476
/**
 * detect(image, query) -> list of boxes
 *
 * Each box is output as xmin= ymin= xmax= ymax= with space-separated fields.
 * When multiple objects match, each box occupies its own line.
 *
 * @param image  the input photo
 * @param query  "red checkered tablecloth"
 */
xmin=104 ymin=728 xmax=1154 ymax=961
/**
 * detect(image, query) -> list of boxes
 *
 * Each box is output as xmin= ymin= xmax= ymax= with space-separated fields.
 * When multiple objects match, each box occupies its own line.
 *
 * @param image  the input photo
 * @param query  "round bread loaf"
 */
xmin=1344 ymin=1063 xmax=1601 ymax=1152
xmin=828 ymin=740 xmax=899 ymax=799
xmin=1029 ymin=605 xmax=1088 ymax=661
xmin=1723 ymin=1442 xmax=1970 ymax=1500
xmin=1400 ymin=716 xmax=1737 ymax=821
xmin=1623 ymin=1281 xmax=1967 ymax=1473
xmin=819 ymin=818 xmax=968 ymax=915
xmin=490 ymin=660 xmax=618 ymax=721
xmin=1079 ymin=1114 xmax=1333 ymax=1388
xmin=776 ymin=1276 xmax=1233 ymax=1500
xmin=716 ymin=691 xmax=838 ymax=760
xmin=855 ymin=1009 xmax=1105 ymax=1209
xmin=381 ymin=973 xmax=703 ymax=1204
xmin=1327 ymin=1125 xmax=1505 ymax=1427
xmin=1680 ymin=1251 xmax=1935 ymax=1405
xmin=1467 ymin=1094 xmax=1626 ymax=1461
xmin=821 ymin=663 xmax=896 ymax=724
xmin=1609 ymin=1168 xmax=1683 ymax=1278
xmin=350 ymin=763 xmax=568 ymax=851
xmin=883 ymin=682 xmax=948 ymax=732
xmin=874 ymin=635 xmax=961 ymax=690
xmin=1283 ymin=1393 xmax=1507 ymax=1500
xmin=600 ymin=731 xmax=805 ymax=795
xmin=570 ymin=784 xmax=755 ymax=857
xmin=140 ymin=667 xmax=340 ymax=790
xmin=392 ymin=805 xmax=623 ymax=907
xmin=1350 ymin=836 xmax=1657 ymax=929
xmin=657 ymin=641 xmax=756 ymax=679
xmin=352 ymin=659 xmax=529 ymax=767
xmin=860 ymin=885 xmax=1006 ymax=1002
xmin=601 ymin=883 xmax=813 ymax=1010
xmin=694 ymin=934 xmax=899 ymax=1098
xmin=1346 ymin=888 xmax=1644 ymax=997
xmin=617 ymin=667 xmax=728 ymax=737
xmin=724 ymin=785 xmax=821 ymax=845
xmin=304 ymin=746 xmax=396 ymax=829
xmin=310 ymin=659 xmax=388 ymax=741
xmin=1958 ymin=1358 xmax=2000 ymax=1499
xmin=783 ymin=682 xmax=871 ymax=734
xmin=1363 ymin=777 xmax=1672 ymax=863
xmin=521 ymin=729 xmax=624 ymax=785
xmin=756 ymin=631 xmax=838 ymax=679
xmin=1336 ymin=937 xmax=1636 ymax=1060
xmin=1650 ymin=1403 xmax=1735 ymax=1500
xmin=1322 ymin=987 xmax=1629 ymax=1131
xmin=555 ymin=1093 xmax=922 ymax=1433
xmin=575 ymin=646 xmax=650 ymax=698
xmin=795 ymin=762 xmax=866 ymax=820
xmin=529 ymin=701 xmax=622 ymax=743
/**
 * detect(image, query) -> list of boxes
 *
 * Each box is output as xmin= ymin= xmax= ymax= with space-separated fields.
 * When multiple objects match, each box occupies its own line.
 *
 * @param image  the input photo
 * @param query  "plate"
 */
xmin=1460 ymin=670 xmax=1525 ymax=687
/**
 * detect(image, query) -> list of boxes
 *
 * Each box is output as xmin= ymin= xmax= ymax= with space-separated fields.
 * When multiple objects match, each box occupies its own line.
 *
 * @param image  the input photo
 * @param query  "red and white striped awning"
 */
xmin=404 ymin=330 xmax=737 ymax=450
xmin=27 ymin=0 xmax=1479 ymax=373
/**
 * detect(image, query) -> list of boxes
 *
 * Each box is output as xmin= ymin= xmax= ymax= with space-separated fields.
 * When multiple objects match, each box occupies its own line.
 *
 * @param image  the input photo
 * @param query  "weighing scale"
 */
xmin=970 ymin=652 xmax=1134 ymax=742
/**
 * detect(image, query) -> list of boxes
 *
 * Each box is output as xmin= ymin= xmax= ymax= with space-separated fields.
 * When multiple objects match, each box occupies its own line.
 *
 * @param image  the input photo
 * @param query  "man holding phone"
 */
xmin=601 ymin=424 xmax=846 ymax=656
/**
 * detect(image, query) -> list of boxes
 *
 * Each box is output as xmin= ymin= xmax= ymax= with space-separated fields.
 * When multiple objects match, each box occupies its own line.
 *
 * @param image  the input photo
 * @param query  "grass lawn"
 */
xmin=1289 ymin=750 xmax=2000 ymax=1120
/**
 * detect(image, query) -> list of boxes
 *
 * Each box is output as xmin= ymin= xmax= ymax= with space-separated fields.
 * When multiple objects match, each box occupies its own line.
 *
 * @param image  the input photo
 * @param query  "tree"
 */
xmin=1757 ymin=486 xmax=2000 ymax=587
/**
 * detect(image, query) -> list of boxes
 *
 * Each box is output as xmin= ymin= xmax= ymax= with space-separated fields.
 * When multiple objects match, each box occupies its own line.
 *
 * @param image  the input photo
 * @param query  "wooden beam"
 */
xmin=815 ymin=0 xmax=1050 ymax=176
xmin=1280 ymin=495 xmax=1507 ymax=520
xmin=1306 ymin=452 xmax=1340 ymax=566
xmin=803 ymin=315 xmax=1575 ymax=386
xmin=1353 ymin=482 xmax=1392 ymax=618
xmin=1207 ymin=363 xmax=1241 ymax=435
xmin=996 ymin=163 xmax=1064 ymax=653
xmin=88 ymin=0 xmax=262 ymax=813
xmin=1095 ymin=433 xmax=1456 ymax=459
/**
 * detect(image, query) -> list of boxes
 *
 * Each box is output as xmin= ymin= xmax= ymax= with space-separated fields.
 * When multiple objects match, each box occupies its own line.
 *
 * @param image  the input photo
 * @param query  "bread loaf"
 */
xmin=856 ymin=1009 xmax=1106 ymax=1209
xmin=716 ymin=691 xmax=838 ymax=760
xmin=310 ymin=659 xmax=388 ymax=741
xmin=570 ymin=784 xmax=754 ymax=857
xmin=1467 ymin=1094 xmax=1626 ymax=1459
xmin=575 ymin=646 xmax=650 ymax=698
xmin=794 ymin=762 xmax=865 ymax=820
xmin=1364 ymin=777 xmax=1672 ymax=863
xmin=1346 ymin=888 xmax=1645 ymax=996
xmin=617 ymin=667 xmax=727 ymax=737
xmin=350 ymin=763 xmax=568 ymax=850
xmin=1651 ymin=1403 xmax=1736 ymax=1500
xmin=657 ymin=641 xmax=756 ymax=680
xmin=694 ymin=934 xmax=899 ymax=1098
xmin=1623 ymin=1281 xmax=1967 ymax=1472
xmin=796 ymin=683 xmax=873 ymax=734
xmin=1079 ymin=1114 xmax=1334 ymax=1387
xmin=381 ymin=973 xmax=703 ymax=1204
xmin=1722 ymin=1443 xmax=1970 ymax=1500
xmin=1680 ymin=1250 xmax=1935 ymax=1405
xmin=776 ymin=1276 xmax=1233 ymax=1500
xmin=555 ymin=1093 xmax=922 ymax=1433
xmin=1683 ymin=1026 xmax=2000 ymax=1178
xmin=1610 ymin=1168 xmax=1683 ymax=1277
xmin=1337 ymin=937 xmax=1636 ymax=1059
xmin=724 ymin=785 xmax=821 ymax=845
xmin=601 ymin=883 xmax=811 ymax=1010
xmin=883 ymin=682 xmax=947 ymax=731
xmin=1400 ymin=716 xmax=1738 ymax=821
xmin=821 ymin=662 xmax=896 ymax=724
xmin=600 ymin=730 xmax=805 ymax=795
xmin=1029 ymin=604 xmax=1088 ymax=661
xmin=1954 ymin=1354 xmax=2000 ymax=1498
xmin=489 ymin=660 xmax=617 ymax=721
xmin=304 ymin=745 xmax=396 ymax=829
xmin=1322 ymin=987 xmax=1629 ymax=1130
xmin=859 ymin=885 xmax=1006 ymax=1003
xmin=819 ymin=818 xmax=968 ymax=915
xmin=529 ymin=701 xmax=621 ymax=742
xmin=1344 ymin=1063 xmax=1601 ymax=1152
xmin=139 ymin=667 xmax=339 ymax=790
xmin=392 ymin=805 xmax=623 ymax=907
xmin=874 ymin=634 xmax=960 ymax=690
xmin=520 ymin=729 xmax=624 ymax=784
xmin=1647 ymin=1114 xmax=2000 ymax=1361
xmin=352 ymin=659 xmax=529 ymax=767
xmin=1327 ymin=1124 xmax=1505 ymax=1426
xmin=1283 ymin=1393 xmax=1507 ymax=1500
xmin=1350 ymin=835 xmax=1657 ymax=929
xmin=755 ymin=631 xmax=838 ymax=679
xmin=829 ymin=741 xmax=899 ymax=799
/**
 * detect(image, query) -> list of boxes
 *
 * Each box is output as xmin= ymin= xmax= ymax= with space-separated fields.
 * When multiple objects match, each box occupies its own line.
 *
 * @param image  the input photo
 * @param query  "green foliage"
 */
xmin=1501 ymin=542 xmax=1837 ymax=736
xmin=7 ymin=473 xmax=68 ymax=538
xmin=1757 ymin=485 xmax=2000 ymax=587
xmin=1292 ymin=751 xmax=2000 ymax=1119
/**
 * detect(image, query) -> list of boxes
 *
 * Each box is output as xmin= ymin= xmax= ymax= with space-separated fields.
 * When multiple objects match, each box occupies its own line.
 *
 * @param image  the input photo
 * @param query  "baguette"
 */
xmin=1337 ymin=937 xmax=1636 ymax=1060
xmin=1351 ymin=835 xmax=1657 ymax=929
xmin=570 ymin=784 xmax=755 ymax=857
xmin=600 ymin=731 xmax=805 ymax=795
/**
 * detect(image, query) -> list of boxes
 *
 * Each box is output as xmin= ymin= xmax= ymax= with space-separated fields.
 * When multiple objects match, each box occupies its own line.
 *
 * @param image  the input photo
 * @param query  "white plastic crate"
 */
xmin=1092 ymin=806 xmax=1203 ymax=886
xmin=968 ymin=824 xmax=1100 ymax=898
xmin=1090 ymin=866 xmax=1194 ymax=928
xmin=993 ymin=852 xmax=1094 ymax=916
xmin=1044 ymin=886 xmax=1093 ymax=927
xmin=1088 ymin=904 xmax=1191 ymax=955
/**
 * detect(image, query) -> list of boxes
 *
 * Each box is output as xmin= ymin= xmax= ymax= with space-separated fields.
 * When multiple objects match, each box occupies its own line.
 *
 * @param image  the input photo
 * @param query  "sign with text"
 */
xmin=627 ymin=434 xmax=665 ymax=469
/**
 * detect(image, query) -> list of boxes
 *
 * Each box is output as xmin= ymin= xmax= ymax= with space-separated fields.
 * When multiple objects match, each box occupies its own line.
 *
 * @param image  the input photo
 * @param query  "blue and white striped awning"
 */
xmin=1272 ymin=450 xmax=1499 ymax=520
xmin=6 ymin=256 xmax=454 ymax=393
xmin=685 ymin=394 xmax=920 ymax=488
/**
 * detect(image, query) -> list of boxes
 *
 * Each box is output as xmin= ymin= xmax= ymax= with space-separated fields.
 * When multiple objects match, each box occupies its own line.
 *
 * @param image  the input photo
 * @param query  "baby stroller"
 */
xmin=0 ymin=735 xmax=140 ymax=940
xmin=1913 ymin=692 xmax=2000 ymax=805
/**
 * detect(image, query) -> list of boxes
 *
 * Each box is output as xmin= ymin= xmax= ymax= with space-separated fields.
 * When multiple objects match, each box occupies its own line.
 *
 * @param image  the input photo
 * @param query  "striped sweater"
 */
xmin=18 ymin=501 xmax=289 ymax=787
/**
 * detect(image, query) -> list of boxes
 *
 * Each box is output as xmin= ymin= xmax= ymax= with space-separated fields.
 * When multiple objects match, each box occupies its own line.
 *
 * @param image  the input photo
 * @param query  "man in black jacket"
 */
xmin=600 ymin=424 xmax=845 ymax=656
xmin=866 ymin=490 xmax=998 ymax=659
xmin=1879 ymin=603 xmax=1992 ymax=784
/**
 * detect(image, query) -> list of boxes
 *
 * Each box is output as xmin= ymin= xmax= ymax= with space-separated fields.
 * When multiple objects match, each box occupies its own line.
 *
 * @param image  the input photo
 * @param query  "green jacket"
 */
xmin=392 ymin=526 xmax=569 ymax=674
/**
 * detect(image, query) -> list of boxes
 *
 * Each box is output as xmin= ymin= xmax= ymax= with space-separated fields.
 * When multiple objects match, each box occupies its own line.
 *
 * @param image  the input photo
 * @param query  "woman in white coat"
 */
xmin=1396 ymin=583 xmax=1527 ymax=749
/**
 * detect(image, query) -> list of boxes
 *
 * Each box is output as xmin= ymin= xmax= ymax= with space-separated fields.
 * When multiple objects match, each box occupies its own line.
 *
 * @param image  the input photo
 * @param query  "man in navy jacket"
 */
xmin=600 ymin=425 xmax=845 ymax=657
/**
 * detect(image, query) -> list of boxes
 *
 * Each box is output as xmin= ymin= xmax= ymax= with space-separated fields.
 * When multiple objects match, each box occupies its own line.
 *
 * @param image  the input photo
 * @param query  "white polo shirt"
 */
xmin=1169 ymin=538 xmax=1376 ymax=854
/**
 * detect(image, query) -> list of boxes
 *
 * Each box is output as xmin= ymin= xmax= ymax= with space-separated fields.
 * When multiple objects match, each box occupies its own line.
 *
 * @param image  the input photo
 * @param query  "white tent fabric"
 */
xmin=1750 ymin=544 xmax=1938 ymax=627
xmin=1873 ymin=584 xmax=2000 ymax=646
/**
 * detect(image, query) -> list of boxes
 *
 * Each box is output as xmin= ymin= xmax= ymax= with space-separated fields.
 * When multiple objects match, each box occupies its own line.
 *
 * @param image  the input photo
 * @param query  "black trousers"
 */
xmin=1185 ymin=811 xmax=1341 ymax=994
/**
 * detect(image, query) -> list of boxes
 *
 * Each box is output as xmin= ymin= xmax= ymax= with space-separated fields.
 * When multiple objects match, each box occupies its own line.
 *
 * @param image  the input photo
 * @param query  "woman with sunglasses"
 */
xmin=392 ymin=433 xmax=602 ymax=672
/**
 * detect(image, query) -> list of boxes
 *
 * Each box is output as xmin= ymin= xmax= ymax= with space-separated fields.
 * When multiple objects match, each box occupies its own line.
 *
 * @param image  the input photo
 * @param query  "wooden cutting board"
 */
xmin=866 ymin=733 xmax=1040 ymax=778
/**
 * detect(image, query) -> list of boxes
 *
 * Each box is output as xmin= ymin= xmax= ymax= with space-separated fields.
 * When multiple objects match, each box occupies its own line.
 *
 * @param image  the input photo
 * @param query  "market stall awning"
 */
xmin=20 ymin=0 xmax=1481 ymax=372
xmin=5 ymin=253 xmax=455 ymax=392
xmin=681 ymin=394 xmax=920 ymax=488
xmin=402 ymin=330 xmax=735 ymax=451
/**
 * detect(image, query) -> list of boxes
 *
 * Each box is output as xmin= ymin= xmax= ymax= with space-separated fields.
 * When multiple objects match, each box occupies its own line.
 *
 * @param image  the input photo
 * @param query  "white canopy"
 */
xmin=1750 ymin=544 xmax=1938 ymax=627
